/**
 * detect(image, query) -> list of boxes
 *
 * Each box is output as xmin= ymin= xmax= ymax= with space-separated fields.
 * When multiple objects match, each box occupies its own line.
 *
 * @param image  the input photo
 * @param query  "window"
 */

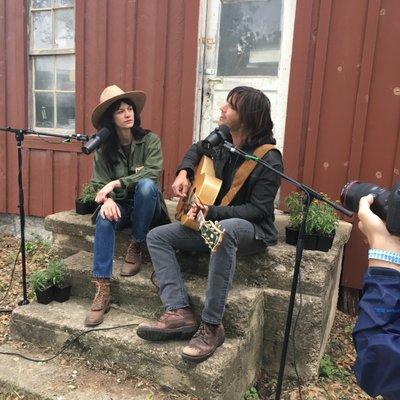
xmin=217 ymin=0 xmax=282 ymax=76
xmin=29 ymin=0 xmax=75 ymax=131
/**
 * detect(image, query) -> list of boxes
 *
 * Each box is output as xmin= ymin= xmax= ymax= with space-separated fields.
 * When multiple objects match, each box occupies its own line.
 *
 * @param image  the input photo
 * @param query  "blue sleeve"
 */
xmin=353 ymin=267 xmax=400 ymax=398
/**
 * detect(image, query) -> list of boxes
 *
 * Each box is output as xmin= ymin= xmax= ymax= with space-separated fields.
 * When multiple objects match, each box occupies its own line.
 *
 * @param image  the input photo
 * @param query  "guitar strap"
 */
xmin=220 ymin=144 xmax=275 ymax=206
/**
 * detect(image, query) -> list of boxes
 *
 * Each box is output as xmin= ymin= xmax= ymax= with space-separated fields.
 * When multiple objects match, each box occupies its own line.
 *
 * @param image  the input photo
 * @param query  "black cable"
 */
xmin=0 ymin=243 xmax=22 ymax=307
xmin=0 ymin=322 xmax=138 ymax=362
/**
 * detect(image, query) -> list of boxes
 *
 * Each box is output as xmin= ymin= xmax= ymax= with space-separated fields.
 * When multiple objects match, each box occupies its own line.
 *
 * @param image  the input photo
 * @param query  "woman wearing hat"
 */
xmin=84 ymin=85 xmax=170 ymax=327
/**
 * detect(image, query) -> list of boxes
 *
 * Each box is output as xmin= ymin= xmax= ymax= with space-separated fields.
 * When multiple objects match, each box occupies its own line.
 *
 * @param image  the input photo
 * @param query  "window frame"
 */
xmin=28 ymin=0 xmax=76 ymax=134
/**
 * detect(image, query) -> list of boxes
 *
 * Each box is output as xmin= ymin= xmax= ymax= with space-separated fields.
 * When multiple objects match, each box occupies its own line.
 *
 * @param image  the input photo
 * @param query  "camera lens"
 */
xmin=340 ymin=180 xmax=390 ymax=220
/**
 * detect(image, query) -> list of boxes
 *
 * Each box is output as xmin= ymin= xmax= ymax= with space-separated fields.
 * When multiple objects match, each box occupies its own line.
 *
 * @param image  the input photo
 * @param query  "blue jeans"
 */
xmin=146 ymin=219 xmax=265 ymax=324
xmin=92 ymin=178 xmax=162 ymax=278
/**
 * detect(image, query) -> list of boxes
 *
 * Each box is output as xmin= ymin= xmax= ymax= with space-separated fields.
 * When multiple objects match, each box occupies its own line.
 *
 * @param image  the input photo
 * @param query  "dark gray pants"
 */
xmin=146 ymin=218 xmax=265 ymax=324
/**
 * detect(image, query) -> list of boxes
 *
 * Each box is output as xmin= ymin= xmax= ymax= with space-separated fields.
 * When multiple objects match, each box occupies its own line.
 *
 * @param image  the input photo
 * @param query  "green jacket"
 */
xmin=90 ymin=131 xmax=170 ymax=225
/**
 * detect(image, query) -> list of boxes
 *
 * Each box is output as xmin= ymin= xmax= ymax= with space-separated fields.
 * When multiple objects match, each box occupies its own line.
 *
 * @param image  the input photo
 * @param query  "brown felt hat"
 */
xmin=91 ymin=85 xmax=146 ymax=129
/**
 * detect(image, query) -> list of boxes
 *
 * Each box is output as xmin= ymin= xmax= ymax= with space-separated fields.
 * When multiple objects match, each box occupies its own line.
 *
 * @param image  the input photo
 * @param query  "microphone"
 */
xmin=201 ymin=125 xmax=230 ymax=150
xmin=82 ymin=127 xmax=111 ymax=155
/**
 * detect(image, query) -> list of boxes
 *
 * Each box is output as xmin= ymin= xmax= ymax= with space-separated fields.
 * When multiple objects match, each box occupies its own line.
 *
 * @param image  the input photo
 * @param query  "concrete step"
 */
xmin=45 ymin=210 xmax=352 ymax=298
xmin=9 ymin=298 xmax=264 ymax=400
xmin=0 ymin=342 xmax=164 ymax=400
xmin=64 ymin=251 xmax=264 ymax=338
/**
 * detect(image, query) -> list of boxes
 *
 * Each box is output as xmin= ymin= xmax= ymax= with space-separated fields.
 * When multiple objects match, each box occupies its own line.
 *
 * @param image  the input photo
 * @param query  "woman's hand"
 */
xmin=99 ymin=198 xmax=121 ymax=221
xmin=95 ymin=180 xmax=122 ymax=203
xmin=172 ymin=170 xmax=191 ymax=198
xmin=187 ymin=202 xmax=208 ymax=221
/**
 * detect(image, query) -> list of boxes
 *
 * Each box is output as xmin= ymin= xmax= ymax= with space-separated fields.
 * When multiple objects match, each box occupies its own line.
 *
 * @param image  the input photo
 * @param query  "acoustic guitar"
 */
xmin=176 ymin=156 xmax=225 ymax=252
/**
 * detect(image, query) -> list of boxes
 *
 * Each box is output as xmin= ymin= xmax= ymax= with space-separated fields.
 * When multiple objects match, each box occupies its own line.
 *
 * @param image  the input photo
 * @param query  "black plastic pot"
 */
xmin=317 ymin=232 xmax=335 ymax=252
xmin=304 ymin=233 xmax=318 ymax=250
xmin=35 ymin=285 xmax=55 ymax=304
xmin=285 ymin=226 xmax=299 ymax=245
xmin=54 ymin=284 xmax=72 ymax=303
xmin=75 ymin=199 xmax=97 ymax=215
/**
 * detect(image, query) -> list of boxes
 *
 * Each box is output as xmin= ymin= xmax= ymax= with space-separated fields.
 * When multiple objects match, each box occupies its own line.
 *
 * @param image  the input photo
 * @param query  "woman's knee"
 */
xmin=135 ymin=178 xmax=157 ymax=199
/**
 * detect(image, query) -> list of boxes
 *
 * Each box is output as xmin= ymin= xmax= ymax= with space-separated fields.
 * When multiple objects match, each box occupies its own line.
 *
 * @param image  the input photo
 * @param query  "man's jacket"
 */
xmin=177 ymin=136 xmax=283 ymax=246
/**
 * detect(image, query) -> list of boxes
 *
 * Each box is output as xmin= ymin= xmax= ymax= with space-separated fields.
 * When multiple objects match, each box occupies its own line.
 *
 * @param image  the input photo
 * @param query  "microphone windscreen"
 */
xmin=218 ymin=124 xmax=230 ymax=137
xmin=96 ymin=127 xmax=111 ymax=140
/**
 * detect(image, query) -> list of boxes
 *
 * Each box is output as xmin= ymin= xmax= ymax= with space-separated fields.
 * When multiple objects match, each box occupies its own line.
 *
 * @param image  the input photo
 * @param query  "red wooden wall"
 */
xmin=282 ymin=0 xmax=400 ymax=288
xmin=0 ymin=0 xmax=199 ymax=216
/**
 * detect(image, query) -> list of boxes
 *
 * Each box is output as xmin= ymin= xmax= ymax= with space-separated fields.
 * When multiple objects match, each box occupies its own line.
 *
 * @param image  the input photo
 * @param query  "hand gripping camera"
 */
xmin=341 ymin=181 xmax=400 ymax=235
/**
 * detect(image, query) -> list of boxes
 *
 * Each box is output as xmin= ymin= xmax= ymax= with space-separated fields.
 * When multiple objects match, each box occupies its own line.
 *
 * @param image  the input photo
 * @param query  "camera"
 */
xmin=341 ymin=181 xmax=400 ymax=235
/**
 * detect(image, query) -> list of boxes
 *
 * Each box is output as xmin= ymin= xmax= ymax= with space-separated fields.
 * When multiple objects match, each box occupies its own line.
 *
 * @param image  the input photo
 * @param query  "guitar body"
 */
xmin=179 ymin=156 xmax=222 ymax=230
xmin=176 ymin=156 xmax=225 ymax=252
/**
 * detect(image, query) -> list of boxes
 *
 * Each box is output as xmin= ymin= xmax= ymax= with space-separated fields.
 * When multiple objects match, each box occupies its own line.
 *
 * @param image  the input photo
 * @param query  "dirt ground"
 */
xmin=0 ymin=234 xmax=376 ymax=400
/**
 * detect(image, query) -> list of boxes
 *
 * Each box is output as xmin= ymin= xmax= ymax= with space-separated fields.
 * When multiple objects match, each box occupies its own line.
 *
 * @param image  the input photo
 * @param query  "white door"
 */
xmin=196 ymin=0 xmax=297 ymax=152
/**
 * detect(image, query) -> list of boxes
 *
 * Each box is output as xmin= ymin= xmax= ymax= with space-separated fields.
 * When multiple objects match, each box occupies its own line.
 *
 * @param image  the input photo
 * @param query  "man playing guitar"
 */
xmin=137 ymin=86 xmax=283 ymax=363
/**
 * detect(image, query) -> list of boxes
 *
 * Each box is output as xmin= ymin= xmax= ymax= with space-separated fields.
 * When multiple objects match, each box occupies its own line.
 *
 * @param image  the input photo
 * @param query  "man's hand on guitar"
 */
xmin=172 ymin=170 xmax=191 ymax=198
xmin=188 ymin=202 xmax=208 ymax=221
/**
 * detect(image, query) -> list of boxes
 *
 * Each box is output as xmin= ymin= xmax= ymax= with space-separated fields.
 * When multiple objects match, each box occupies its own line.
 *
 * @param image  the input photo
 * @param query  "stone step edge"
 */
xmin=10 ymin=297 xmax=263 ymax=400
xmin=0 ymin=342 xmax=164 ymax=400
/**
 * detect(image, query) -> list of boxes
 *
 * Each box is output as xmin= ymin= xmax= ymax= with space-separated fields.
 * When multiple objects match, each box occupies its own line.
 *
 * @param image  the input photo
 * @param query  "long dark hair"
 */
xmin=227 ymin=86 xmax=276 ymax=147
xmin=98 ymin=98 xmax=148 ymax=168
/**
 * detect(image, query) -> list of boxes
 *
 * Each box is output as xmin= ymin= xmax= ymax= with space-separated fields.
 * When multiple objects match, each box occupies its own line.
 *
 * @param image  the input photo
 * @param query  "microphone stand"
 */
xmin=222 ymin=141 xmax=353 ymax=400
xmin=0 ymin=126 xmax=88 ymax=306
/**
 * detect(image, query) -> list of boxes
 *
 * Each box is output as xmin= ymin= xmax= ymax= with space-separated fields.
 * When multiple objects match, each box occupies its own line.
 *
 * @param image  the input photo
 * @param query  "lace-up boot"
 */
xmin=121 ymin=240 xmax=142 ymax=276
xmin=137 ymin=308 xmax=198 ymax=341
xmin=84 ymin=278 xmax=111 ymax=327
xmin=181 ymin=321 xmax=225 ymax=363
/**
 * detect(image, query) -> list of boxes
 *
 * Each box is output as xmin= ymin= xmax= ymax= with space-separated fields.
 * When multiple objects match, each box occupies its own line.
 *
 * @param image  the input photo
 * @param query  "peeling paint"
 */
xmin=323 ymin=162 xmax=329 ymax=169
xmin=393 ymin=87 xmax=400 ymax=96
xmin=380 ymin=8 xmax=386 ymax=16
xmin=375 ymin=171 xmax=383 ymax=179
xmin=394 ymin=169 xmax=399 ymax=175
xmin=337 ymin=66 xmax=343 ymax=72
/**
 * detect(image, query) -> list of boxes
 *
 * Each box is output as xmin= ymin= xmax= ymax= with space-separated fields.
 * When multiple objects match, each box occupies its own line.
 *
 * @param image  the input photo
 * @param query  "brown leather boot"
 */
xmin=121 ymin=240 xmax=142 ymax=276
xmin=84 ymin=278 xmax=111 ymax=327
xmin=137 ymin=308 xmax=198 ymax=341
xmin=181 ymin=321 xmax=225 ymax=363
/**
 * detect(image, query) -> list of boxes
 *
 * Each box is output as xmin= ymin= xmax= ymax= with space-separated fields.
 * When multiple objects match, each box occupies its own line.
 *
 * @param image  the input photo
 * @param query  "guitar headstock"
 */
xmin=199 ymin=220 xmax=225 ymax=252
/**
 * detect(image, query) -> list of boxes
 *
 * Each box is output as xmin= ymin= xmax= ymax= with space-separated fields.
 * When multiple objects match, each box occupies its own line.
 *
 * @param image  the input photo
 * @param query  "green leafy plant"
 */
xmin=243 ymin=387 xmax=260 ymax=400
xmin=78 ymin=182 xmax=97 ymax=204
xmin=284 ymin=192 xmax=339 ymax=235
xmin=29 ymin=269 xmax=52 ymax=292
xmin=47 ymin=258 xmax=69 ymax=287
xmin=318 ymin=354 xmax=346 ymax=380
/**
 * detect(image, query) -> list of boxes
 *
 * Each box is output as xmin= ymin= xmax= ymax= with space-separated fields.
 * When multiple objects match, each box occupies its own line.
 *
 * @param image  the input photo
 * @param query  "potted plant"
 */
xmin=313 ymin=199 xmax=339 ymax=252
xmin=47 ymin=259 xmax=71 ymax=302
xmin=29 ymin=269 xmax=54 ymax=304
xmin=75 ymin=182 xmax=97 ymax=215
xmin=284 ymin=192 xmax=303 ymax=245
xmin=284 ymin=192 xmax=339 ymax=251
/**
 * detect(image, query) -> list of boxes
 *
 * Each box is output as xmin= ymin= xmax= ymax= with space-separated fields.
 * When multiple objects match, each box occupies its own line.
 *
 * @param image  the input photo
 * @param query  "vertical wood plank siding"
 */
xmin=1 ymin=0 xmax=199 ymax=217
xmin=283 ymin=0 xmax=400 ymax=288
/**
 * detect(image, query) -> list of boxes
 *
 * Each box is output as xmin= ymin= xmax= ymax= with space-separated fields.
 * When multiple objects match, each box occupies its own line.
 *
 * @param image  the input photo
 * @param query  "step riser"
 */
xmin=10 ymin=301 xmax=264 ymax=400
xmin=65 ymin=256 xmax=264 ymax=338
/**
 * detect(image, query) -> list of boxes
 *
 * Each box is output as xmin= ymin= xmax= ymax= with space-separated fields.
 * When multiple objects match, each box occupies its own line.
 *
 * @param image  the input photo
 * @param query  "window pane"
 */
xmin=55 ymin=8 xmax=74 ymax=49
xmin=35 ymin=56 xmax=54 ymax=90
xmin=217 ymin=0 xmax=282 ymax=76
xmin=55 ymin=0 xmax=74 ymax=6
xmin=32 ymin=0 xmax=51 ymax=8
xmin=56 ymin=55 xmax=75 ymax=90
xmin=56 ymin=93 xmax=75 ymax=129
xmin=32 ymin=11 xmax=52 ymax=49
xmin=35 ymin=92 xmax=54 ymax=128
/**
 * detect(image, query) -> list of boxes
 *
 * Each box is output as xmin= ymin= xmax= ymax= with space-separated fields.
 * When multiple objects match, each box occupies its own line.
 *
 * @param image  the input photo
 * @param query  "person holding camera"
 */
xmin=353 ymin=194 xmax=400 ymax=400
